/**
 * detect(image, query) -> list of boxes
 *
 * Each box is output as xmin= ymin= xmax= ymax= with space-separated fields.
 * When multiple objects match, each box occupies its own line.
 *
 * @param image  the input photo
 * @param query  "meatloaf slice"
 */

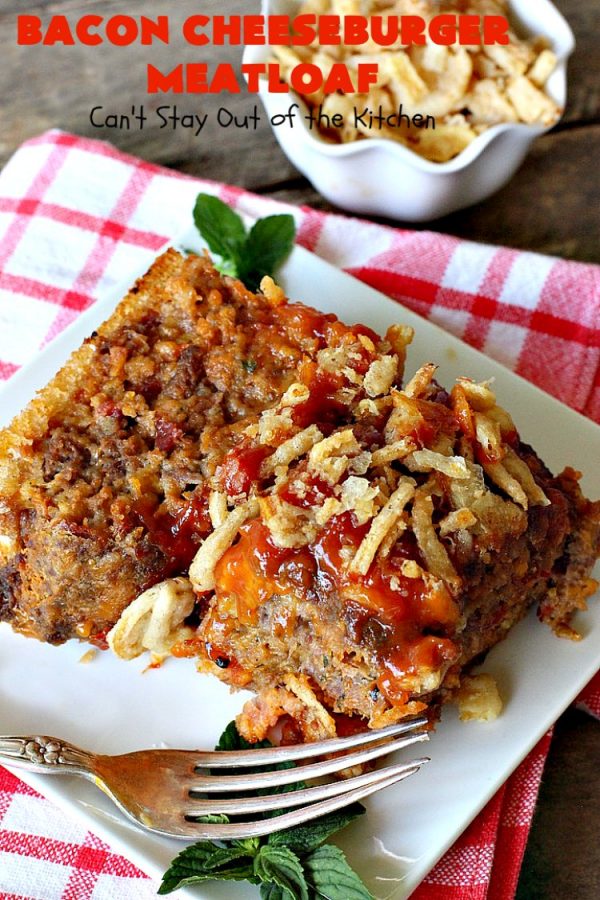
xmin=0 ymin=250 xmax=408 ymax=644
xmin=179 ymin=365 xmax=600 ymax=741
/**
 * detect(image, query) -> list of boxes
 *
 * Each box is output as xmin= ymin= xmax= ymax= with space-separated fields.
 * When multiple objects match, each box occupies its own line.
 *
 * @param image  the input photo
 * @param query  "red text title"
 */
xmin=17 ymin=14 xmax=510 ymax=95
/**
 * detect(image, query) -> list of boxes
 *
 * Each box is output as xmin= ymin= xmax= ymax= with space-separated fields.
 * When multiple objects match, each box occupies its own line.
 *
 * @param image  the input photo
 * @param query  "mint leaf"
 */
xmin=215 ymin=720 xmax=269 ymax=752
xmin=196 ymin=813 xmax=230 ymax=825
xmin=199 ymin=846 xmax=256 ymax=873
xmin=245 ymin=215 xmax=296 ymax=274
xmin=193 ymin=194 xmax=247 ymax=272
xmin=303 ymin=845 xmax=374 ymax=900
xmin=240 ymin=214 xmax=296 ymax=291
xmin=235 ymin=836 xmax=262 ymax=856
xmin=254 ymin=845 xmax=308 ymax=900
xmin=267 ymin=803 xmax=366 ymax=854
xmin=260 ymin=883 xmax=296 ymax=900
xmin=158 ymin=841 xmax=257 ymax=894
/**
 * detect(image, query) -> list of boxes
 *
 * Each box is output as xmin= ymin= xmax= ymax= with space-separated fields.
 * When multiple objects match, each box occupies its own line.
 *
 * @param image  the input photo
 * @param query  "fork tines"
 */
xmin=202 ymin=715 xmax=430 ymax=769
xmin=184 ymin=716 xmax=430 ymax=839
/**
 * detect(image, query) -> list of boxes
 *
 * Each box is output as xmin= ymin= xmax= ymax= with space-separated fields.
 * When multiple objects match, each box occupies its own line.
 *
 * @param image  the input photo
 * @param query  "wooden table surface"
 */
xmin=1 ymin=1 xmax=599 ymax=896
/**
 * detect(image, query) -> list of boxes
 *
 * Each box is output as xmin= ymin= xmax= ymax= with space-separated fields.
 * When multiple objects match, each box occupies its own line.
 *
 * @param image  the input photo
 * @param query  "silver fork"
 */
xmin=0 ymin=717 xmax=429 ymax=840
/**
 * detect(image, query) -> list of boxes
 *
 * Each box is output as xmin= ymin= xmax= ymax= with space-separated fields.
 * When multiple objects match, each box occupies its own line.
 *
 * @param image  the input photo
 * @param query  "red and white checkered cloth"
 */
xmin=0 ymin=130 xmax=598 ymax=900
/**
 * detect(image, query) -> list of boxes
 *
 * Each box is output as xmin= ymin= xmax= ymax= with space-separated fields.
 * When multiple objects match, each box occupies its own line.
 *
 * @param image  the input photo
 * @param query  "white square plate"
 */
xmin=1 ymin=225 xmax=599 ymax=899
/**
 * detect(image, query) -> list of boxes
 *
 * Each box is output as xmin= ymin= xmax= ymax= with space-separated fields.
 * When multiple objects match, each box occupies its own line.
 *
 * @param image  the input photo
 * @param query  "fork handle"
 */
xmin=0 ymin=735 xmax=95 ymax=777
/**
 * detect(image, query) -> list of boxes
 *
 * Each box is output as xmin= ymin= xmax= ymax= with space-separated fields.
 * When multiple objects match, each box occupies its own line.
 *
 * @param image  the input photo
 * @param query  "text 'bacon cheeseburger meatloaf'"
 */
xmin=1 ymin=249 xmax=599 ymax=741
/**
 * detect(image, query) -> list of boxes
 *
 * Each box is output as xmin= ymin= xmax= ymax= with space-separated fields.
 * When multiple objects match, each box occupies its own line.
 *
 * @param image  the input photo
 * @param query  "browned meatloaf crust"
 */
xmin=0 ymin=249 xmax=408 ymax=645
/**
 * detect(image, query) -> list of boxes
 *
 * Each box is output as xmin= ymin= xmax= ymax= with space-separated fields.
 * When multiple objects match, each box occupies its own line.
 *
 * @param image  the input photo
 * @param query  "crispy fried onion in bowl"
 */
xmin=272 ymin=0 xmax=562 ymax=162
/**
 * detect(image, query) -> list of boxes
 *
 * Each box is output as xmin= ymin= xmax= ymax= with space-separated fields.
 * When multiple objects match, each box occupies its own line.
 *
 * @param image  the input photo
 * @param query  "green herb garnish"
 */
xmin=193 ymin=194 xmax=296 ymax=292
xmin=158 ymin=721 xmax=373 ymax=898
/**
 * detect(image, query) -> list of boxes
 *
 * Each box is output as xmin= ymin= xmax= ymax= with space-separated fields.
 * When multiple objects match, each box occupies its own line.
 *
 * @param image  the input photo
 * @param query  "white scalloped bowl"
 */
xmin=243 ymin=0 xmax=575 ymax=221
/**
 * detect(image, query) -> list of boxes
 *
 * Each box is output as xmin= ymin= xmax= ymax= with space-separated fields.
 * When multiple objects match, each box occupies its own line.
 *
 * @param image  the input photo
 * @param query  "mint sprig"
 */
xmin=193 ymin=194 xmax=296 ymax=292
xmin=158 ymin=721 xmax=373 ymax=898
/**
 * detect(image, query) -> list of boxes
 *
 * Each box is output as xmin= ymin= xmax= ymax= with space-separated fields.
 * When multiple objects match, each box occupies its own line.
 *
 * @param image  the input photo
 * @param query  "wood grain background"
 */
xmin=1 ymin=2 xmax=599 ymax=897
